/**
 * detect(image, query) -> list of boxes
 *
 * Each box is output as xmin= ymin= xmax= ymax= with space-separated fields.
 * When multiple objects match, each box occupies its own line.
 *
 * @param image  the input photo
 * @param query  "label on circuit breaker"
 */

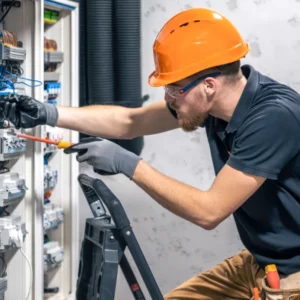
xmin=0 ymin=173 xmax=26 ymax=206
xmin=0 ymin=129 xmax=27 ymax=160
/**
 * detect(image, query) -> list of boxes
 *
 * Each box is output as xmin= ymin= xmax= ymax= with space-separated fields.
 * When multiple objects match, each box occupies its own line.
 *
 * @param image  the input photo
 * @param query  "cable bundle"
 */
xmin=0 ymin=30 xmax=18 ymax=47
xmin=44 ymin=37 xmax=57 ymax=51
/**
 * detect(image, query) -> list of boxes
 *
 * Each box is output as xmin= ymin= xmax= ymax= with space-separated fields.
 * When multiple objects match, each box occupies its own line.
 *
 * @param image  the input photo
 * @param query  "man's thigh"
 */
xmin=164 ymin=249 xmax=264 ymax=300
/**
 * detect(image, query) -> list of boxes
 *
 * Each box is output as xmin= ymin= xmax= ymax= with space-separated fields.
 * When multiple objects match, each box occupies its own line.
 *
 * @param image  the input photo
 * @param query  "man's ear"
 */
xmin=203 ymin=78 xmax=217 ymax=96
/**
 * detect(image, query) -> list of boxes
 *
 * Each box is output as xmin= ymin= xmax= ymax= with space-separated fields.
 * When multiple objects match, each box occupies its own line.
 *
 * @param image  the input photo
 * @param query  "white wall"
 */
xmin=79 ymin=0 xmax=300 ymax=298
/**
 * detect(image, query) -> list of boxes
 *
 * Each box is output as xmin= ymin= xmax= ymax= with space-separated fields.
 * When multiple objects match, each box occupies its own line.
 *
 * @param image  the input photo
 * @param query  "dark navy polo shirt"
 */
xmin=167 ymin=65 xmax=300 ymax=275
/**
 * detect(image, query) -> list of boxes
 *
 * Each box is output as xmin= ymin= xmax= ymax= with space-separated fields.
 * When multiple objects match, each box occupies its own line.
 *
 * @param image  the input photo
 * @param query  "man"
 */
xmin=1 ymin=7 xmax=300 ymax=299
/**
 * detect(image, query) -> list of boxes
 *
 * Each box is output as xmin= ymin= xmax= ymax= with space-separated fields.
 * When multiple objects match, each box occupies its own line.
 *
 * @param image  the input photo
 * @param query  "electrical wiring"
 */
xmin=20 ymin=248 xmax=32 ymax=300
xmin=0 ymin=1 xmax=17 ymax=24
xmin=5 ymin=69 xmax=42 ymax=88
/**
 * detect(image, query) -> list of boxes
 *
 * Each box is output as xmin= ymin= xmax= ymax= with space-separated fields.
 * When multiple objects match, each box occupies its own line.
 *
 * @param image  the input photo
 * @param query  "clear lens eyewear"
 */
xmin=163 ymin=71 xmax=221 ymax=99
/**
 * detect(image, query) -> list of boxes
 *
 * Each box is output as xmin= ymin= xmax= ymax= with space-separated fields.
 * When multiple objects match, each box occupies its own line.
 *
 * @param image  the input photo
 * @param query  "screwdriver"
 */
xmin=9 ymin=132 xmax=73 ymax=149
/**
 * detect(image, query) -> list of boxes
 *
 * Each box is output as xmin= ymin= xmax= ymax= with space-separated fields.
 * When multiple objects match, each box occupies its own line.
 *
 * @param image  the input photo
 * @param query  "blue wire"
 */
xmin=4 ymin=69 xmax=42 ymax=88
xmin=15 ymin=81 xmax=42 ymax=88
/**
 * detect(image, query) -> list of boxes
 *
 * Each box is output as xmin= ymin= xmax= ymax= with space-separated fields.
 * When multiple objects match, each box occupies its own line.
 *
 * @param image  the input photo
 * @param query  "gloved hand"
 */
xmin=64 ymin=137 xmax=142 ymax=179
xmin=0 ymin=94 xmax=58 ymax=129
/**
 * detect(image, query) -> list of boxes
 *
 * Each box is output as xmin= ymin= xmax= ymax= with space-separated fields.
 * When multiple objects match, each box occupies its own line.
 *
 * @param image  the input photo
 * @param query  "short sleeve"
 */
xmin=227 ymin=102 xmax=300 ymax=179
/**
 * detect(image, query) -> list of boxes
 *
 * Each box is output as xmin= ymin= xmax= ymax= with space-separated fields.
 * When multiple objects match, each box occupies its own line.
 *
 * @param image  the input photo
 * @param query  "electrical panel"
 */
xmin=0 ymin=1 xmax=80 ymax=299
xmin=42 ymin=2 xmax=80 ymax=299
xmin=0 ymin=10 xmax=30 ymax=300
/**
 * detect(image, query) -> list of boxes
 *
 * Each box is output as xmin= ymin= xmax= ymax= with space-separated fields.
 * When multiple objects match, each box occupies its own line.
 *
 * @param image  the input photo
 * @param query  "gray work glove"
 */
xmin=64 ymin=137 xmax=142 ymax=179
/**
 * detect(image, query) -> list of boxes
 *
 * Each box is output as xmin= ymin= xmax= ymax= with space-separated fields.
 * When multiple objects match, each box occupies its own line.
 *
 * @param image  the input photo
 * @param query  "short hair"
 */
xmin=216 ymin=60 xmax=243 ymax=84
xmin=189 ymin=60 xmax=242 ymax=85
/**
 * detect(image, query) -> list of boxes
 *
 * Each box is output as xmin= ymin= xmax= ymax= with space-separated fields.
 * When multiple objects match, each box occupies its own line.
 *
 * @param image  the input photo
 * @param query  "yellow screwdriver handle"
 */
xmin=57 ymin=140 xmax=73 ymax=149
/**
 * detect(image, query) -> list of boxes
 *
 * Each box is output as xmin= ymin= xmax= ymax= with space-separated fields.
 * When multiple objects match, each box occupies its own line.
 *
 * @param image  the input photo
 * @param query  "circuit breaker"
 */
xmin=43 ymin=203 xmax=64 ymax=231
xmin=0 ymin=129 xmax=27 ymax=161
xmin=0 ymin=216 xmax=27 ymax=250
xmin=44 ymin=241 xmax=64 ymax=272
xmin=0 ymin=173 xmax=26 ymax=206
xmin=44 ymin=165 xmax=58 ymax=193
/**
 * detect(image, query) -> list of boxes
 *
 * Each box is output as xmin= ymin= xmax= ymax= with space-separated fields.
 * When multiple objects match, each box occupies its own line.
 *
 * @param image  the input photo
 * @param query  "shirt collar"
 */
xmin=225 ymin=64 xmax=259 ymax=133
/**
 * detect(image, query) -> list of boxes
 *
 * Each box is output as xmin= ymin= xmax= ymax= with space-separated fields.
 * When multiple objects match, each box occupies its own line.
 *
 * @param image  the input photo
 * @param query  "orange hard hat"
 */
xmin=148 ymin=8 xmax=249 ymax=87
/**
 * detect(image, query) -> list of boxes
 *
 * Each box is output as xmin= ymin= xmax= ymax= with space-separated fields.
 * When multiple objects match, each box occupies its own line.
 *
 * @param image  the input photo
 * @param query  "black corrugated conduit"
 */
xmin=80 ymin=0 xmax=144 ymax=155
xmin=86 ymin=0 xmax=114 ymax=105
xmin=112 ymin=0 xmax=144 ymax=155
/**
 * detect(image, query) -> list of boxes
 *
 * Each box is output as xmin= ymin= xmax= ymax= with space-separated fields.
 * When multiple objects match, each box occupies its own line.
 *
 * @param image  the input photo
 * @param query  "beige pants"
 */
xmin=164 ymin=249 xmax=300 ymax=300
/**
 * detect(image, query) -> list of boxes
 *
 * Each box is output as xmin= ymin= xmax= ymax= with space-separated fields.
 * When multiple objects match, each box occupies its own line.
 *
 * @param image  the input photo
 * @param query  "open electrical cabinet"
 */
xmin=0 ymin=0 xmax=80 ymax=299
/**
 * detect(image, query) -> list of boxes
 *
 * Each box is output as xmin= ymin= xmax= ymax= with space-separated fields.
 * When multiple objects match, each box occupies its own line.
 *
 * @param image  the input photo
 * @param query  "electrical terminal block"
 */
xmin=0 ymin=128 xmax=27 ymax=161
xmin=44 ymin=241 xmax=64 ymax=272
xmin=45 ymin=81 xmax=61 ymax=95
xmin=43 ymin=203 xmax=64 ymax=231
xmin=0 ymin=216 xmax=27 ymax=250
xmin=0 ymin=42 xmax=26 ymax=61
xmin=0 ymin=173 xmax=26 ymax=206
xmin=44 ymin=9 xmax=59 ymax=25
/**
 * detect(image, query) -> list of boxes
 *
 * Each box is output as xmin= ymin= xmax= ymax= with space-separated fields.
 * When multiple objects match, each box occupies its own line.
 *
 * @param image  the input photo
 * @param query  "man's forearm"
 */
xmin=132 ymin=160 xmax=216 ymax=229
xmin=56 ymin=105 xmax=134 ymax=139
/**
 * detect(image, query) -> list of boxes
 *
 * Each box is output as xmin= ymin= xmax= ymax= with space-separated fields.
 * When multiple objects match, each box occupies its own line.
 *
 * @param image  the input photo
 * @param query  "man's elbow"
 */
xmin=195 ymin=215 xmax=222 ymax=231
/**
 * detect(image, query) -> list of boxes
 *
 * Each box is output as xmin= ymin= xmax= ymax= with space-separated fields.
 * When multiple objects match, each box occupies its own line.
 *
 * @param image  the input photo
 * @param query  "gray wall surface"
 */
xmin=79 ymin=0 xmax=300 ymax=298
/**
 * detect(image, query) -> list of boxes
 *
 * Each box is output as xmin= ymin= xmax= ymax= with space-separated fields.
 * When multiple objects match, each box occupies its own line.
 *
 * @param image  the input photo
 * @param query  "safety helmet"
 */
xmin=148 ymin=8 xmax=249 ymax=87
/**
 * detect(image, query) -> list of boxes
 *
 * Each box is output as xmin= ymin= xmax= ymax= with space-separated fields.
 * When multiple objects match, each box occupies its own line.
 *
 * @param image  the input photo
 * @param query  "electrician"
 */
xmin=1 ymin=8 xmax=300 ymax=299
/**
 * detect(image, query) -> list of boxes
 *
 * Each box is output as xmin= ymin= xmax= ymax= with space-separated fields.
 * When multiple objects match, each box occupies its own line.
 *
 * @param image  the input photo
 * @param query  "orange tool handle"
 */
xmin=253 ymin=287 xmax=259 ymax=300
xmin=15 ymin=133 xmax=73 ymax=149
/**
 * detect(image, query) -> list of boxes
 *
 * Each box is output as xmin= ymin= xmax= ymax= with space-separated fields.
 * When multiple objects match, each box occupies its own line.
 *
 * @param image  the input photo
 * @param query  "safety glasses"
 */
xmin=164 ymin=71 xmax=221 ymax=99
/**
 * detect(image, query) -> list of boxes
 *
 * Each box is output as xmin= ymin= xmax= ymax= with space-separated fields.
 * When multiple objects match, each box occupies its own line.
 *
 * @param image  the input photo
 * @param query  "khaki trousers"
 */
xmin=164 ymin=249 xmax=264 ymax=300
xmin=164 ymin=249 xmax=300 ymax=300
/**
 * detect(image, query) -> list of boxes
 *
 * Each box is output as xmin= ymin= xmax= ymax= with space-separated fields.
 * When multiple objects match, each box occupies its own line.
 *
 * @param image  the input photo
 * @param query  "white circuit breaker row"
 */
xmin=0 ymin=127 xmax=28 ymax=254
xmin=43 ymin=203 xmax=64 ymax=231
